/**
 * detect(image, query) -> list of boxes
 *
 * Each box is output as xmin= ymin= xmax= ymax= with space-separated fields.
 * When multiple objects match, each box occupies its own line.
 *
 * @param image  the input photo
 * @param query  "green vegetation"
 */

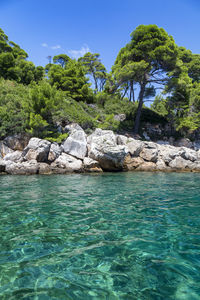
xmin=0 ymin=26 xmax=200 ymax=141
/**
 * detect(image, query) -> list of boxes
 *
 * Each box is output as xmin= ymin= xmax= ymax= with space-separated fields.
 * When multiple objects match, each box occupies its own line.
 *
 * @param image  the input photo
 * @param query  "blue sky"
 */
xmin=0 ymin=0 xmax=199 ymax=71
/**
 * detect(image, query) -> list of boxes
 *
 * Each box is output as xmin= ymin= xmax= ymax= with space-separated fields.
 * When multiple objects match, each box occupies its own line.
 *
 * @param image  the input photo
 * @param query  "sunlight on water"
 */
xmin=0 ymin=173 xmax=200 ymax=299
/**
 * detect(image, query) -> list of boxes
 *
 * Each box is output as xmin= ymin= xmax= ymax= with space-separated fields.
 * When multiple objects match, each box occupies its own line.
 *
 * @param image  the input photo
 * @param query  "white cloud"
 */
xmin=41 ymin=43 xmax=48 ymax=47
xmin=51 ymin=45 xmax=61 ymax=50
xmin=68 ymin=45 xmax=90 ymax=59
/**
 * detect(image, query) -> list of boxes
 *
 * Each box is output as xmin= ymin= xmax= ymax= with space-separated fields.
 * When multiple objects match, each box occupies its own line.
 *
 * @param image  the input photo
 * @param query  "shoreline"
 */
xmin=1 ymin=126 xmax=200 ymax=175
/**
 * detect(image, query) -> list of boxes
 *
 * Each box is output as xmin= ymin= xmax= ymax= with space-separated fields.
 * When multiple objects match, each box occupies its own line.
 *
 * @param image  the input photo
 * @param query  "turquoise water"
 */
xmin=0 ymin=173 xmax=200 ymax=299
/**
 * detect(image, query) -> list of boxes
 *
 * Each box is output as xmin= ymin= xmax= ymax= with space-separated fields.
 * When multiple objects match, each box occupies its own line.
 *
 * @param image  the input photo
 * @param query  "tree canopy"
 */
xmin=113 ymin=24 xmax=179 ymax=133
xmin=0 ymin=25 xmax=200 ymax=140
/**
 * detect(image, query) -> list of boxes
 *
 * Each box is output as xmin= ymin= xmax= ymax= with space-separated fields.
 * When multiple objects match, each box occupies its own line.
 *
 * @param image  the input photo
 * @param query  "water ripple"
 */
xmin=0 ymin=173 xmax=200 ymax=299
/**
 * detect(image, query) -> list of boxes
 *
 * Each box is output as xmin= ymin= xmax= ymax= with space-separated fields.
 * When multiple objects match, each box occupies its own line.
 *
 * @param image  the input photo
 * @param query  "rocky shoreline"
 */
xmin=1 ymin=124 xmax=200 ymax=175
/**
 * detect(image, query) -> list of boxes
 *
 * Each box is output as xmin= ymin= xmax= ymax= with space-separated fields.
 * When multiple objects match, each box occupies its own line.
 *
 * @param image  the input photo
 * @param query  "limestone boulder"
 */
xmin=88 ymin=129 xmax=128 ymax=171
xmin=23 ymin=138 xmax=51 ymax=162
xmin=180 ymin=147 xmax=197 ymax=162
xmin=116 ymin=135 xmax=129 ymax=145
xmin=51 ymin=153 xmax=83 ymax=173
xmin=158 ymin=145 xmax=184 ymax=165
xmin=5 ymin=160 xmax=39 ymax=175
xmin=156 ymin=159 xmax=168 ymax=171
xmin=123 ymin=155 xmax=144 ymax=171
xmin=87 ymin=128 xmax=117 ymax=148
xmin=117 ymin=135 xmax=143 ymax=156
xmin=4 ymin=151 xmax=23 ymax=162
xmin=48 ymin=143 xmax=62 ymax=162
xmin=89 ymin=143 xmax=128 ymax=171
xmin=64 ymin=123 xmax=83 ymax=133
xmin=136 ymin=161 xmax=157 ymax=171
xmin=63 ymin=129 xmax=87 ymax=159
xmin=168 ymin=157 xmax=195 ymax=171
xmin=83 ymin=157 xmax=103 ymax=172
xmin=0 ymin=141 xmax=14 ymax=158
xmin=38 ymin=163 xmax=52 ymax=174
xmin=3 ymin=134 xmax=30 ymax=151
xmin=140 ymin=142 xmax=158 ymax=162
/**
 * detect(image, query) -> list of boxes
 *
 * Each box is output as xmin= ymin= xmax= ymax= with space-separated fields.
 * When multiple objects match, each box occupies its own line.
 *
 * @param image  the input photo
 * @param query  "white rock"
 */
xmin=4 ymin=151 xmax=23 ymax=162
xmin=51 ymin=153 xmax=82 ymax=172
xmin=48 ymin=143 xmax=62 ymax=162
xmin=23 ymin=138 xmax=51 ymax=162
xmin=0 ymin=141 xmax=14 ymax=158
xmin=63 ymin=130 xmax=87 ymax=159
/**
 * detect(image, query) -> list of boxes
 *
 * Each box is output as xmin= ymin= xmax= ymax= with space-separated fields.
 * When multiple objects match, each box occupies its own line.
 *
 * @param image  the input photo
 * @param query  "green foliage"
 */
xmin=44 ymin=133 xmax=69 ymax=143
xmin=53 ymin=54 xmax=70 ymax=68
xmin=47 ymin=58 xmax=93 ymax=102
xmin=78 ymin=52 xmax=107 ymax=92
xmin=103 ymin=96 xmax=137 ymax=118
xmin=0 ymin=27 xmax=44 ymax=84
xmin=52 ymin=99 xmax=97 ymax=130
xmin=28 ymin=112 xmax=49 ymax=137
xmin=113 ymin=24 xmax=179 ymax=133
xmin=0 ymin=79 xmax=29 ymax=137
xmin=140 ymin=107 xmax=168 ymax=125
xmin=151 ymin=94 xmax=168 ymax=116
xmin=99 ymin=114 xmax=120 ymax=131
xmin=1 ymin=25 xmax=200 ymax=140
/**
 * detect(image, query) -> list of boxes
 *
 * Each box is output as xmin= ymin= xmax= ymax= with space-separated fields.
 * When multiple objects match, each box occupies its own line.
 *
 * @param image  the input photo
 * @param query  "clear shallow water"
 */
xmin=0 ymin=173 xmax=200 ymax=300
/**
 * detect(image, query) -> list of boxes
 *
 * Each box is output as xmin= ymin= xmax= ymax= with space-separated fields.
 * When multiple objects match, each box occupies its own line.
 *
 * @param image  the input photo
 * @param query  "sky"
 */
xmin=0 ymin=0 xmax=199 ymax=71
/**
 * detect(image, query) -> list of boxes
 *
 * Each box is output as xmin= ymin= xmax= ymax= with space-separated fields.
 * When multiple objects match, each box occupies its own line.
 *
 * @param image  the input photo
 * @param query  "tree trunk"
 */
xmin=93 ymin=73 xmax=98 ymax=93
xmin=133 ymin=82 xmax=146 ymax=134
xmin=131 ymin=81 xmax=135 ymax=103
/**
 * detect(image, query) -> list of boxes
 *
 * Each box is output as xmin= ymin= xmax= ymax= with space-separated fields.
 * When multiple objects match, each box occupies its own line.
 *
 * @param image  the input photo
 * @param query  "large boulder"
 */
xmin=180 ymin=147 xmax=197 ymax=162
xmin=123 ymin=155 xmax=144 ymax=171
xmin=0 ymin=141 xmax=14 ymax=158
xmin=83 ymin=157 xmax=103 ymax=173
xmin=64 ymin=123 xmax=83 ymax=133
xmin=156 ymin=159 xmax=168 ymax=171
xmin=38 ymin=163 xmax=52 ymax=174
xmin=23 ymin=138 xmax=51 ymax=162
xmin=136 ymin=161 xmax=157 ymax=171
xmin=89 ymin=144 xmax=128 ymax=171
xmin=5 ymin=160 xmax=40 ymax=175
xmin=88 ymin=129 xmax=129 ymax=171
xmin=87 ymin=128 xmax=117 ymax=148
xmin=63 ymin=129 xmax=87 ymax=160
xmin=48 ymin=143 xmax=62 ymax=162
xmin=168 ymin=157 xmax=195 ymax=171
xmin=4 ymin=151 xmax=23 ymax=162
xmin=3 ymin=134 xmax=30 ymax=151
xmin=158 ymin=144 xmax=185 ymax=165
xmin=140 ymin=142 xmax=158 ymax=162
xmin=51 ymin=153 xmax=83 ymax=173
xmin=117 ymin=135 xmax=143 ymax=157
